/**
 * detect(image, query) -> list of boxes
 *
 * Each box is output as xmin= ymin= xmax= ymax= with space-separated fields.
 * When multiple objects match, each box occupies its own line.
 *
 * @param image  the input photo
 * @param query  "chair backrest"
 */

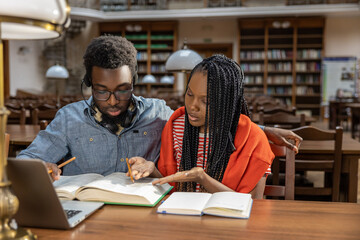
xmin=259 ymin=106 xmax=296 ymax=115
xmin=5 ymin=133 xmax=10 ymax=158
xmin=30 ymin=103 xmax=58 ymax=125
xmin=259 ymin=111 xmax=306 ymax=129
xmin=6 ymin=103 xmax=27 ymax=125
xmin=292 ymin=126 xmax=343 ymax=202
xmin=264 ymin=142 xmax=295 ymax=200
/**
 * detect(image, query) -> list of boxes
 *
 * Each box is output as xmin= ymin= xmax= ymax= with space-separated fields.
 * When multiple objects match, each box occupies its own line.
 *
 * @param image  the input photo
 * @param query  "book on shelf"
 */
xmin=157 ymin=192 xmax=253 ymax=219
xmin=53 ymin=172 xmax=172 ymax=207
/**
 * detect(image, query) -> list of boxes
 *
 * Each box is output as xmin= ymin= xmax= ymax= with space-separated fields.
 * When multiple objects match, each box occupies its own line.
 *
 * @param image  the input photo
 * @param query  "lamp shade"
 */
xmin=165 ymin=49 xmax=203 ymax=72
xmin=46 ymin=65 xmax=69 ymax=79
xmin=0 ymin=0 xmax=70 ymax=40
xmin=142 ymin=74 xmax=157 ymax=83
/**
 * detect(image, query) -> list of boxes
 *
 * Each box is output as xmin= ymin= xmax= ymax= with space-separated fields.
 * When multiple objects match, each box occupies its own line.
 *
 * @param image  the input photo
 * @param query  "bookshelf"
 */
xmin=99 ymin=21 xmax=178 ymax=96
xmin=238 ymin=17 xmax=324 ymax=116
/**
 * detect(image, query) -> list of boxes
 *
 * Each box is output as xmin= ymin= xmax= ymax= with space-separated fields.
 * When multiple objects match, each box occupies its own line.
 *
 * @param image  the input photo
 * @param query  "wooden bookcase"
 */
xmin=238 ymin=17 xmax=324 ymax=116
xmin=99 ymin=21 xmax=178 ymax=96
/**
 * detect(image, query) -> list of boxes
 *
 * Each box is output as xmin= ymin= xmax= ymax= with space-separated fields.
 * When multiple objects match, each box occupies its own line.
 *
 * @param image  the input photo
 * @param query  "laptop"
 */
xmin=6 ymin=158 xmax=104 ymax=229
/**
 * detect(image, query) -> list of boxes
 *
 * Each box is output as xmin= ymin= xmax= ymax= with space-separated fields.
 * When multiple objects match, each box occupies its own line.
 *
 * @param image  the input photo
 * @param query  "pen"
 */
xmin=48 ymin=157 xmax=76 ymax=174
xmin=126 ymin=157 xmax=135 ymax=183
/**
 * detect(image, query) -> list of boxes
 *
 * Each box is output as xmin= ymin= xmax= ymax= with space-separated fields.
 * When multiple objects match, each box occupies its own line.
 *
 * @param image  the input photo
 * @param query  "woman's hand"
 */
xmin=152 ymin=167 xmax=205 ymax=185
xmin=126 ymin=156 xmax=156 ymax=180
xmin=45 ymin=162 xmax=61 ymax=181
xmin=264 ymin=127 xmax=303 ymax=154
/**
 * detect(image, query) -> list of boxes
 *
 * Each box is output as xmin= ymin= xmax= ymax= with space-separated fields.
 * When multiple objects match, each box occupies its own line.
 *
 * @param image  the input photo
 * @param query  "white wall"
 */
xmin=179 ymin=18 xmax=238 ymax=60
xmin=9 ymin=40 xmax=47 ymax=96
xmin=324 ymin=16 xmax=360 ymax=58
xmin=8 ymin=21 xmax=98 ymax=96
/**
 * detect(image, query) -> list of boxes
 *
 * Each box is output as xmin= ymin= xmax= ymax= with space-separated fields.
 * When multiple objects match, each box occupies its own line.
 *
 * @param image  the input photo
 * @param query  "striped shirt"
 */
xmin=172 ymin=114 xmax=271 ymax=191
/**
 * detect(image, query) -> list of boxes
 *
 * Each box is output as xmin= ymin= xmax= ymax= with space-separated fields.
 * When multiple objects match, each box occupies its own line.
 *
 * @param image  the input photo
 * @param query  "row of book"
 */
xmin=240 ymin=63 xmax=264 ymax=72
xmin=267 ymin=87 xmax=292 ymax=95
xmin=244 ymin=76 xmax=263 ymax=84
xmin=296 ymin=86 xmax=318 ymax=95
xmin=296 ymin=62 xmax=321 ymax=71
xmin=151 ymin=52 xmax=171 ymax=61
xmin=267 ymin=75 xmax=293 ymax=84
xmin=297 ymin=49 xmax=321 ymax=59
xmin=150 ymin=64 xmax=166 ymax=73
xmin=268 ymin=63 xmax=292 ymax=71
xmin=267 ymin=49 xmax=293 ymax=59
xmin=296 ymin=75 xmax=320 ymax=84
xmin=240 ymin=49 xmax=322 ymax=61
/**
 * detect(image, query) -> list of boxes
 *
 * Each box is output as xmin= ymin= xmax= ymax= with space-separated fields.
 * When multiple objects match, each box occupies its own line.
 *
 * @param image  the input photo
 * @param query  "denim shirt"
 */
xmin=17 ymin=95 xmax=174 ymax=176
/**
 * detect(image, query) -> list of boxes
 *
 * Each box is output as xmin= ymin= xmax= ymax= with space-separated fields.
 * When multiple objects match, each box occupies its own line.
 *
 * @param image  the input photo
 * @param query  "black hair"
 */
xmin=179 ymin=54 xmax=250 ymax=192
xmin=83 ymin=35 xmax=137 ymax=86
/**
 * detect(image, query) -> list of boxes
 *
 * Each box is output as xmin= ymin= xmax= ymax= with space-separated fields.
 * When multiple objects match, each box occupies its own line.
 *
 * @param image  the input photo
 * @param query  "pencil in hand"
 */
xmin=48 ymin=157 xmax=76 ymax=174
xmin=126 ymin=158 xmax=135 ymax=183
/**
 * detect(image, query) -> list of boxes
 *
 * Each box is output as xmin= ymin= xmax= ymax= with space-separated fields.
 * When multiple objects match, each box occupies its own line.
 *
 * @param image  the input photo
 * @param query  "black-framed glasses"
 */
xmin=92 ymin=87 xmax=133 ymax=101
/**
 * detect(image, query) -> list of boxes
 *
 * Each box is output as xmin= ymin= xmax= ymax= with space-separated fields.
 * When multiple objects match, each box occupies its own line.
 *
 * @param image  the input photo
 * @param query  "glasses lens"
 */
xmin=114 ymin=90 xmax=132 ymax=100
xmin=94 ymin=90 xmax=110 ymax=101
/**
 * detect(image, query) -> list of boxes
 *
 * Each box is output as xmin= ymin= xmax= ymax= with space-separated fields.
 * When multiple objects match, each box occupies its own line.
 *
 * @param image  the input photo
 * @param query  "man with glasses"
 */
xmin=18 ymin=35 xmax=302 ymax=181
xmin=18 ymin=35 xmax=173 ymax=180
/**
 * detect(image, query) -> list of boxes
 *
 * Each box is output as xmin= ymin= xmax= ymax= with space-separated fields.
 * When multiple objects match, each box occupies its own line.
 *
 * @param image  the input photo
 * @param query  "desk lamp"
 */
xmin=0 ymin=1 xmax=70 ymax=238
xmin=165 ymin=39 xmax=202 ymax=92
xmin=46 ymin=64 xmax=69 ymax=107
xmin=165 ymin=39 xmax=202 ymax=73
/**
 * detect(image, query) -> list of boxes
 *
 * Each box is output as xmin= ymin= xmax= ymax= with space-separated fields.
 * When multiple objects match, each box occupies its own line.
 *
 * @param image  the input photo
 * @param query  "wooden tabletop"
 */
xmin=251 ymin=113 xmax=316 ymax=125
xmin=28 ymin=199 xmax=360 ymax=240
xmin=299 ymin=134 xmax=360 ymax=155
xmin=6 ymin=124 xmax=40 ymax=146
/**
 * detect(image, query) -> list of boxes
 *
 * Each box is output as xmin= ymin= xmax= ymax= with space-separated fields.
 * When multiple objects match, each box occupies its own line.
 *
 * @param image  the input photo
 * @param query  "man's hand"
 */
xmin=264 ymin=127 xmax=303 ymax=154
xmin=126 ymin=156 xmax=156 ymax=180
xmin=45 ymin=162 xmax=61 ymax=181
xmin=152 ymin=167 xmax=205 ymax=185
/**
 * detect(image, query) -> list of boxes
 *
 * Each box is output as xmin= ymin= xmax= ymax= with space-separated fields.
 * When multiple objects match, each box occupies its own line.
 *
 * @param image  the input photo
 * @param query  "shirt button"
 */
xmin=120 ymin=158 xmax=124 ymax=162
xmin=144 ymin=131 xmax=147 ymax=135
xmin=89 ymin=138 xmax=93 ymax=142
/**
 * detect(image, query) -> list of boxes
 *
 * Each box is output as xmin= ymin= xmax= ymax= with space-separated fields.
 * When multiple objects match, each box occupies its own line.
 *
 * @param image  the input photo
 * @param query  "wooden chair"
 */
xmin=30 ymin=103 xmax=58 ymax=125
xmin=259 ymin=106 xmax=296 ymax=115
xmin=292 ymin=126 xmax=343 ymax=202
xmin=264 ymin=142 xmax=295 ymax=200
xmin=6 ymin=103 xmax=27 ymax=125
xmin=259 ymin=111 xmax=306 ymax=129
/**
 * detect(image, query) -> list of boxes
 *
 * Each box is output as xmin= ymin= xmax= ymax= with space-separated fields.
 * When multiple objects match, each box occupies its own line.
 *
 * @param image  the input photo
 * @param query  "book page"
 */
xmin=158 ymin=192 xmax=212 ymax=215
xmin=53 ymin=173 xmax=103 ymax=199
xmin=77 ymin=172 xmax=171 ymax=204
xmin=203 ymin=192 xmax=252 ymax=212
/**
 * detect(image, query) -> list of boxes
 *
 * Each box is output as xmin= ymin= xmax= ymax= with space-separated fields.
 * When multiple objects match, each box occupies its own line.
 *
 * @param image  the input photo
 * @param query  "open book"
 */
xmin=52 ymin=172 xmax=172 ymax=207
xmin=157 ymin=192 xmax=253 ymax=219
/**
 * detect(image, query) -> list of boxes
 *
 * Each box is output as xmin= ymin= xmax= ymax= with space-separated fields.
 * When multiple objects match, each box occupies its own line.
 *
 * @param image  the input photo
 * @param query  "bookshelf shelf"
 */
xmin=239 ymin=17 xmax=324 ymax=116
xmin=99 ymin=21 xmax=178 ymax=96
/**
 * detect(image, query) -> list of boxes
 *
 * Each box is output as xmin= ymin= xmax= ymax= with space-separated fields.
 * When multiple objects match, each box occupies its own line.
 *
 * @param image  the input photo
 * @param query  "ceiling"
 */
xmin=70 ymin=3 xmax=360 ymax=22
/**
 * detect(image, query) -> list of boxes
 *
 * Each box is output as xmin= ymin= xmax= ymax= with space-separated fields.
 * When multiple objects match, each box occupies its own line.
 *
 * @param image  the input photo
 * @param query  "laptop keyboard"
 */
xmin=64 ymin=209 xmax=82 ymax=219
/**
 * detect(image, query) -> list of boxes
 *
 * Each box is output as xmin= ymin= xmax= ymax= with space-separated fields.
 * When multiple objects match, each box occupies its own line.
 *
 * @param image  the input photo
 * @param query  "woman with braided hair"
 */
xmin=128 ymin=54 xmax=275 ymax=198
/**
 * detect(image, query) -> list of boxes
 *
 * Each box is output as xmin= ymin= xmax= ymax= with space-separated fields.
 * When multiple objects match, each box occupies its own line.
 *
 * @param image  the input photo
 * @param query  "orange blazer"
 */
xmin=157 ymin=106 xmax=274 ymax=193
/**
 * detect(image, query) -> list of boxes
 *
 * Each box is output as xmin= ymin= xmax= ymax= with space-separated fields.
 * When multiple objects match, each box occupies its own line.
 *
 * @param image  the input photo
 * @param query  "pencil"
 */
xmin=48 ymin=157 xmax=76 ymax=174
xmin=126 ymin=158 xmax=135 ymax=183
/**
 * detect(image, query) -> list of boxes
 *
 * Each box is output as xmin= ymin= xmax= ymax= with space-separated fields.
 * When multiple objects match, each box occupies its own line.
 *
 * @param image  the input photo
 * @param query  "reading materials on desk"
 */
xmin=53 ymin=172 xmax=172 ymax=207
xmin=157 ymin=192 xmax=253 ymax=219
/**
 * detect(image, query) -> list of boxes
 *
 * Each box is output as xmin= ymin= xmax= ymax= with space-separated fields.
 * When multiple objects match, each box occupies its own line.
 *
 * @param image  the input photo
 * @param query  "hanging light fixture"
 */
xmin=165 ymin=39 xmax=203 ymax=73
xmin=0 ymin=1 xmax=70 ymax=239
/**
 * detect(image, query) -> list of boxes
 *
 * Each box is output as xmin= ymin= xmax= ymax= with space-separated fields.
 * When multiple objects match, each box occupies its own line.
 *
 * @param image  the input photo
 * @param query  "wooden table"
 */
xmin=346 ymin=103 xmax=360 ymax=139
xmin=28 ymin=199 xmax=360 ymax=240
xmin=251 ymin=113 xmax=316 ymax=126
xmin=6 ymin=124 xmax=40 ymax=156
xmin=298 ymin=135 xmax=360 ymax=202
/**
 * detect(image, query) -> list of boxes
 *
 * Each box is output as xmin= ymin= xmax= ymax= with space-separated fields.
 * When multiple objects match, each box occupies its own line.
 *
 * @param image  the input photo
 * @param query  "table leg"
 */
xmin=348 ymin=157 xmax=359 ymax=203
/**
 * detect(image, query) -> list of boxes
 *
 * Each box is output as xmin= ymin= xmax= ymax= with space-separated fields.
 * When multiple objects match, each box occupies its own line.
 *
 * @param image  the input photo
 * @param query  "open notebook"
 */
xmin=7 ymin=158 xmax=104 ymax=229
